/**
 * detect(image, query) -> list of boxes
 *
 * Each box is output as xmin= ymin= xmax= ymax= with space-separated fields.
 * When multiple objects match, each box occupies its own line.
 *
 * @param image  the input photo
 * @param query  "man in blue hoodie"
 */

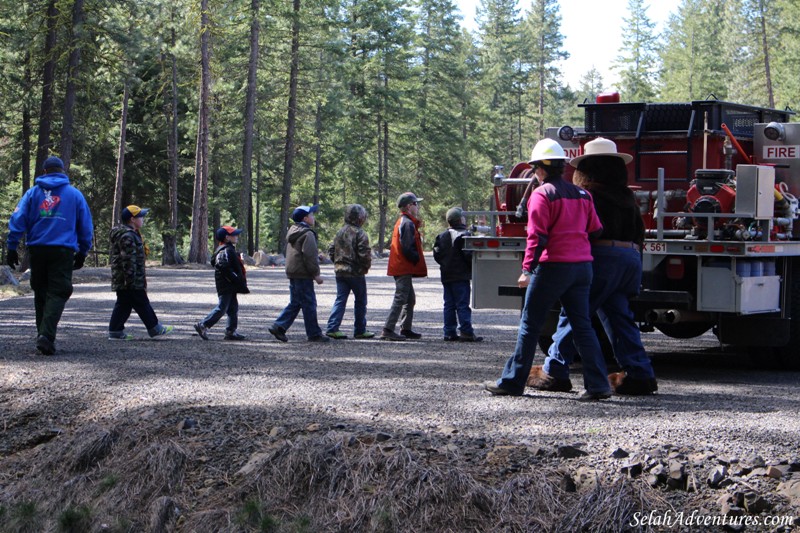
xmin=6 ymin=156 xmax=94 ymax=355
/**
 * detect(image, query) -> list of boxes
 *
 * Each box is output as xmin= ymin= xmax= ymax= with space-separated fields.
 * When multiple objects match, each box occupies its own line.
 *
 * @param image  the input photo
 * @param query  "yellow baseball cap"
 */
xmin=122 ymin=205 xmax=150 ymax=220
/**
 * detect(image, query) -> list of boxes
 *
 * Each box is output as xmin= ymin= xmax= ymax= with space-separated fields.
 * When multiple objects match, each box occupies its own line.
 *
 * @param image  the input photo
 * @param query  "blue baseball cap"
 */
xmin=292 ymin=204 xmax=319 ymax=222
xmin=215 ymin=225 xmax=243 ymax=242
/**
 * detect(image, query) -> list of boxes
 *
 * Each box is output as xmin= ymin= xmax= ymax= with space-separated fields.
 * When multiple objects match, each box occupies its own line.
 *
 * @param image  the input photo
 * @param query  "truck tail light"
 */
xmin=666 ymin=257 xmax=685 ymax=279
xmin=486 ymin=240 xmax=501 ymax=248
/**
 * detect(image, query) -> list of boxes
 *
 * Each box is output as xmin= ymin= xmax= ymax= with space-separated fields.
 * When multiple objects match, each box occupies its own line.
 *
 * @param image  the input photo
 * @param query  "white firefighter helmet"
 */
xmin=529 ymin=138 xmax=569 ymax=164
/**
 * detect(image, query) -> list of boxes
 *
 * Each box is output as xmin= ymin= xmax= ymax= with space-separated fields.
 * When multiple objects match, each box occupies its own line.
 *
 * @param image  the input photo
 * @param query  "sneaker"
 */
xmin=326 ymin=331 xmax=347 ymax=339
xmin=525 ymin=365 xmax=573 ymax=392
xmin=194 ymin=322 xmax=209 ymax=341
xmin=381 ymin=328 xmax=405 ymax=341
xmin=443 ymin=335 xmax=459 ymax=342
xmin=150 ymin=325 xmax=174 ymax=338
xmin=578 ymin=390 xmax=612 ymax=402
xmin=108 ymin=331 xmax=134 ymax=341
xmin=458 ymin=333 xmax=483 ymax=342
xmin=35 ymin=335 xmax=56 ymax=356
xmin=224 ymin=331 xmax=246 ymax=341
xmin=354 ymin=331 xmax=376 ymax=339
xmin=609 ymin=372 xmax=658 ymax=395
xmin=400 ymin=329 xmax=422 ymax=339
xmin=483 ymin=380 xmax=523 ymax=396
xmin=268 ymin=325 xmax=288 ymax=343
xmin=308 ymin=335 xmax=330 ymax=343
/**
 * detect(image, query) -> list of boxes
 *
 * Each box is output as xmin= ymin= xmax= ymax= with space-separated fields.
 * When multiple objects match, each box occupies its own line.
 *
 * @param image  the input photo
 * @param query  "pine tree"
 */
xmin=520 ymin=0 xmax=569 ymax=140
xmin=614 ymin=0 xmax=658 ymax=102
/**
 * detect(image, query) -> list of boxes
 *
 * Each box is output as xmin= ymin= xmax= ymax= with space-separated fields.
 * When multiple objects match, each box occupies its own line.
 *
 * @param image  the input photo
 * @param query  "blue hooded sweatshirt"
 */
xmin=7 ymin=173 xmax=94 ymax=254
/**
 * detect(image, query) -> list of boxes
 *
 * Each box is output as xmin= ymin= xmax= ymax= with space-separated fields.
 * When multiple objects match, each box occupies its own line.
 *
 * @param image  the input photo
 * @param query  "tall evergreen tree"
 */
xmin=189 ymin=0 xmax=212 ymax=263
xmin=614 ymin=0 xmax=658 ymax=102
xmin=476 ymin=0 xmax=522 ymax=165
xmin=520 ymin=0 xmax=568 ymax=139
xmin=408 ymin=0 xmax=466 ymax=200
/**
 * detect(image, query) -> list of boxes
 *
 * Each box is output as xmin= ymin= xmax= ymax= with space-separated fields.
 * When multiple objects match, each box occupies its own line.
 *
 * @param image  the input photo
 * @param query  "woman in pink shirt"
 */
xmin=483 ymin=139 xmax=612 ymax=401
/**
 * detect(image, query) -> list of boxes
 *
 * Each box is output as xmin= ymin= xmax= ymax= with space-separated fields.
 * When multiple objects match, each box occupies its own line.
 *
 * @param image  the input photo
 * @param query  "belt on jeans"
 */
xmin=592 ymin=239 xmax=640 ymax=252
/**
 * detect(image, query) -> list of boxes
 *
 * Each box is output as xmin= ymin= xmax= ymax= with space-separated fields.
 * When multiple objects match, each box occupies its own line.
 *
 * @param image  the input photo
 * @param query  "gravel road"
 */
xmin=1 ymin=257 xmax=799 ymax=530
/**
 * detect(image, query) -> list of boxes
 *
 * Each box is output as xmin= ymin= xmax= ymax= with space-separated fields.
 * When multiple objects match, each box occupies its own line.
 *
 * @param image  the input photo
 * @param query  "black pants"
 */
xmin=109 ymin=289 xmax=159 ymax=333
xmin=28 ymin=246 xmax=74 ymax=340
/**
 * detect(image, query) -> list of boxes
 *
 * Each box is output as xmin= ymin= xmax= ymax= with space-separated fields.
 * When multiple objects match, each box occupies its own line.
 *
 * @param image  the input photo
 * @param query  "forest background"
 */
xmin=0 ymin=0 xmax=798 ymax=262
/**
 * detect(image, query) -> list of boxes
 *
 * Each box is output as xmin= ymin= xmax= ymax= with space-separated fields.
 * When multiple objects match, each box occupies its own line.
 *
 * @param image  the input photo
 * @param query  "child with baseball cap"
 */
xmin=268 ymin=204 xmax=330 ymax=342
xmin=108 ymin=205 xmax=174 ymax=339
xmin=194 ymin=226 xmax=250 ymax=341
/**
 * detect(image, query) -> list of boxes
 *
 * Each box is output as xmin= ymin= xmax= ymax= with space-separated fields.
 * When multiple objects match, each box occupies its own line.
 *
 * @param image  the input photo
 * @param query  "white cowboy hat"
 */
xmin=569 ymin=137 xmax=633 ymax=167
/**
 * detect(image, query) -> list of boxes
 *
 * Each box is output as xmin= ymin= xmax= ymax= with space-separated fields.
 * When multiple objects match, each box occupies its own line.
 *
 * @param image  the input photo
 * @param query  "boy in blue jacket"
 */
xmin=194 ymin=226 xmax=249 ymax=341
xmin=6 ymin=156 xmax=94 ymax=355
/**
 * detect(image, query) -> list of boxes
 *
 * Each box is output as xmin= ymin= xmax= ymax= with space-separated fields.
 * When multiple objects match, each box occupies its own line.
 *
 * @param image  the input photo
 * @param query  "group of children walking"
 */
xmin=263 ymin=193 xmax=482 ymax=344
xmin=105 ymin=194 xmax=481 ymax=345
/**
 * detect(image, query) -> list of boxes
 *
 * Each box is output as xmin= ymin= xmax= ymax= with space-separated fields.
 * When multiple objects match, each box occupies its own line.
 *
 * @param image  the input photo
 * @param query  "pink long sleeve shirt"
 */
xmin=522 ymin=178 xmax=603 ymax=273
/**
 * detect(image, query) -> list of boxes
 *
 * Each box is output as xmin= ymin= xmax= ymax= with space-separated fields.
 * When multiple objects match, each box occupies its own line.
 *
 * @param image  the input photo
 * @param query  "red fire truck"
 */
xmin=464 ymin=98 xmax=800 ymax=368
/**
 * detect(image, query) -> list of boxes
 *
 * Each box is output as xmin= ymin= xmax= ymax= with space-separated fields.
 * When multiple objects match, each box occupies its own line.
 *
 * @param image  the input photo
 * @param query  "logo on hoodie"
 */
xmin=39 ymin=189 xmax=61 ymax=217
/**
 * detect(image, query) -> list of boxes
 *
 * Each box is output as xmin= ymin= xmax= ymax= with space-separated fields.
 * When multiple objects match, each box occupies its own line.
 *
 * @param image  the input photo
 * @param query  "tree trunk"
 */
xmin=461 ymin=99 xmax=469 ymax=210
xmin=162 ymin=14 xmax=183 ymax=265
xmin=188 ymin=0 xmax=211 ymax=264
xmin=111 ymin=80 xmax=129 ymax=226
xmin=239 ymin=0 xmax=259 ymax=255
xmin=313 ymin=99 xmax=322 ymax=205
xmin=59 ymin=0 xmax=85 ymax=169
xmin=759 ymin=0 xmax=774 ymax=108
xmin=278 ymin=0 xmax=301 ymax=255
xmin=22 ymin=54 xmax=32 ymax=193
xmin=255 ymin=154 xmax=261 ymax=252
xmin=35 ymin=0 xmax=59 ymax=176
xmin=382 ymin=115 xmax=389 ymax=247
xmin=377 ymin=112 xmax=386 ymax=253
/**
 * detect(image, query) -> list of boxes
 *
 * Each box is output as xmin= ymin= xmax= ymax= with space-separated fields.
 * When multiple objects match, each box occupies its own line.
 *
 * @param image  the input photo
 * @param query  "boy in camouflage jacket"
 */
xmin=325 ymin=204 xmax=374 ymax=339
xmin=108 ymin=205 xmax=173 ymax=339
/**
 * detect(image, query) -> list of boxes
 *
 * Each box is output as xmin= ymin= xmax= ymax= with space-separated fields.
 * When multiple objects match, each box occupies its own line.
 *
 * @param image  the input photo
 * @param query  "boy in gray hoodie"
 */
xmin=268 ymin=205 xmax=330 ymax=343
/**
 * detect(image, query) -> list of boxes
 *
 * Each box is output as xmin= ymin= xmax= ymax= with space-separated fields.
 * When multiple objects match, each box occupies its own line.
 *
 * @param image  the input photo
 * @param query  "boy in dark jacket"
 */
xmin=108 ymin=205 xmax=173 ymax=340
xmin=268 ymin=205 xmax=330 ymax=343
xmin=433 ymin=207 xmax=482 ymax=342
xmin=194 ymin=226 xmax=250 ymax=341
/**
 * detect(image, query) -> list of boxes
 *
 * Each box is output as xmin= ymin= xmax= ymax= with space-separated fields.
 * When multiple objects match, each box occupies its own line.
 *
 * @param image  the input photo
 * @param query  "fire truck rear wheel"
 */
xmin=753 ymin=260 xmax=800 ymax=370
xmin=654 ymin=322 xmax=713 ymax=339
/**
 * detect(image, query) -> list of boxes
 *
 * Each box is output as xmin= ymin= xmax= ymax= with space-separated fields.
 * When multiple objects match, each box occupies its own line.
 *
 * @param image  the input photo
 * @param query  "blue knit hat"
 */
xmin=43 ymin=156 xmax=65 ymax=172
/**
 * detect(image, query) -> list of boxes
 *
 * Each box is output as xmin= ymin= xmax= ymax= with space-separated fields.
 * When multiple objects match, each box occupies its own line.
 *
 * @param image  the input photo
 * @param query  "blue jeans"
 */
xmin=201 ymin=292 xmax=239 ymax=332
xmin=545 ymin=246 xmax=654 ymax=380
xmin=497 ymin=262 xmax=610 ymax=394
xmin=273 ymin=278 xmax=322 ymax=339
xmin=442 ymin=280 xmax=474 ymax=337
xmin=326 ymin=276 xmax=368 ymax=335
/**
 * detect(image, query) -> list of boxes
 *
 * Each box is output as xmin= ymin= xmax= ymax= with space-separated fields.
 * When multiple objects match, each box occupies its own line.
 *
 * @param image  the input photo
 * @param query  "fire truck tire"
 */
xmin=654 ymin=323 xmax=712 ymax=339
xmin=755 ymin=262 xmax=800 ymax=370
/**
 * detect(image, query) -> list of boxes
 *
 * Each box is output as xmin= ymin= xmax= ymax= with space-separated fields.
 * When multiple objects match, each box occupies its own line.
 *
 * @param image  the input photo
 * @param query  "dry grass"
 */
xmin=232 ymin=432 xmax=665 ymax=533
xmin=2 ymin=412 xmax=673 ymax=533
